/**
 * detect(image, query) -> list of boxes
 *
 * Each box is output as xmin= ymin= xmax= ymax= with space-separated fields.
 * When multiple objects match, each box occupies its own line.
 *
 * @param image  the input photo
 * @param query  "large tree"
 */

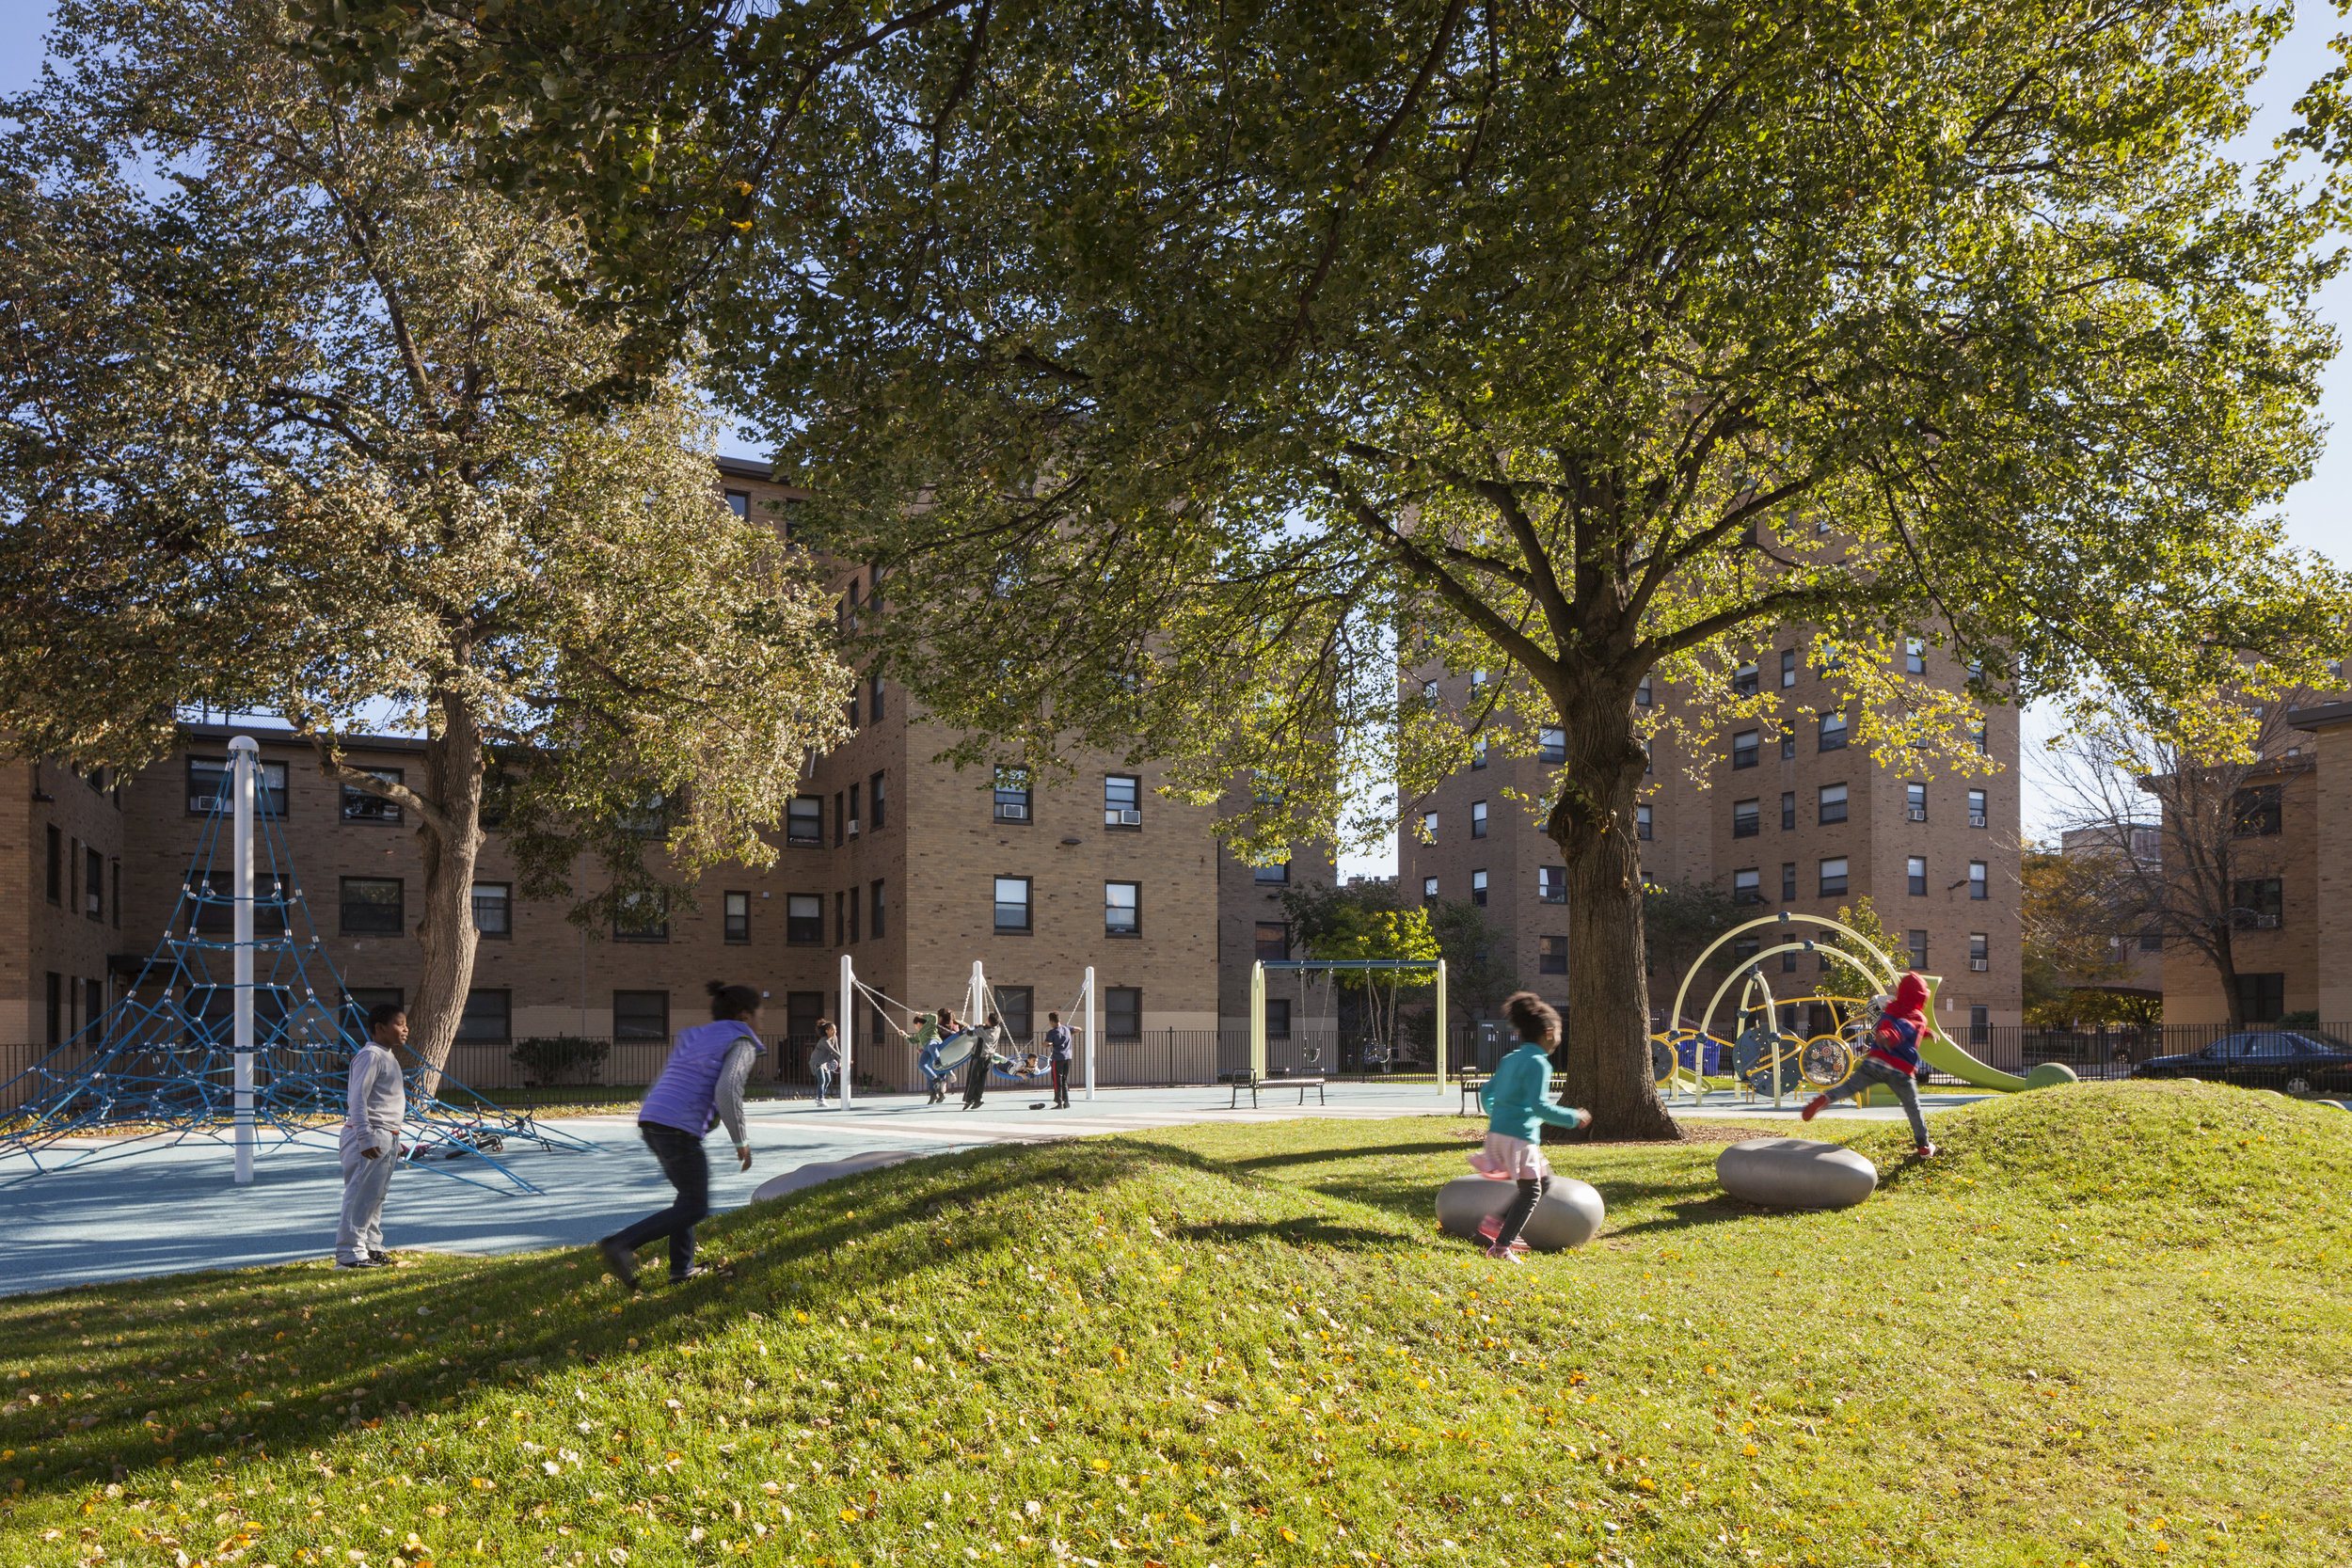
xmin=0 ymin=0 xmax=851 ymax=1082
xmin=305 ymin=0 xmax=2342 ymax=1134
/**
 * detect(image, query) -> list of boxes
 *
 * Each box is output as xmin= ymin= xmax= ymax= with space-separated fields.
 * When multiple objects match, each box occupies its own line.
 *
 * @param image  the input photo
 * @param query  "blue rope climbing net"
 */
xmin=0 ymin=762 xmax=596 ymax=1191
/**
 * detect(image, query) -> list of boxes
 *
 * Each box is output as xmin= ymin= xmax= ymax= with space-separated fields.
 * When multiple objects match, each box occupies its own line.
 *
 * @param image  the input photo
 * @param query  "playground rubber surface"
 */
xmin=0 ymin=1083 xmax=1962 ymax=1296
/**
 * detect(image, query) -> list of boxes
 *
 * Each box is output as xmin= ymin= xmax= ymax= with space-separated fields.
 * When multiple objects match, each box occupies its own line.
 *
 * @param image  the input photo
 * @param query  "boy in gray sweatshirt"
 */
xmin=336 ymin=1005 xmax=409 ymax=1268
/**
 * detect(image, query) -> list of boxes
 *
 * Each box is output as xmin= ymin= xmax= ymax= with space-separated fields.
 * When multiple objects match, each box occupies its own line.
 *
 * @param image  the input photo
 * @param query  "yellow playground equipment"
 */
xmin=1653 ymin=911 xmax=2070 ymax=1108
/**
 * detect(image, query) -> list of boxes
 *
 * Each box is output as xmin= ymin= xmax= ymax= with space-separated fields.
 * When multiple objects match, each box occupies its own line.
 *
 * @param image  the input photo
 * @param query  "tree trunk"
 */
xmin=2211 ymin=926 xmax=2245 ymax=1030
xmin=1547 ymin=691 xmax=1680 ymax=1142
xmin=408 ymin=695 xmax=486 ymax=1095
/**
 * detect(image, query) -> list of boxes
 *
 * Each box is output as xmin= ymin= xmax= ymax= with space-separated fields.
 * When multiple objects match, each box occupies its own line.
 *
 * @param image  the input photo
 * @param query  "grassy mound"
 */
xmin=3 ymin=1082 xmax=2348 ymax=1568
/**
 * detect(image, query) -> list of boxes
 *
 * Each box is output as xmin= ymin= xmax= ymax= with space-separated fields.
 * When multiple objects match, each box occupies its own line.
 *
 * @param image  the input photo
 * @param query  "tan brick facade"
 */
xmin=1400 ymin=641 xmax=2025 ymax=1034
xmin=0 ymin=759 xmax=125 ymax=1055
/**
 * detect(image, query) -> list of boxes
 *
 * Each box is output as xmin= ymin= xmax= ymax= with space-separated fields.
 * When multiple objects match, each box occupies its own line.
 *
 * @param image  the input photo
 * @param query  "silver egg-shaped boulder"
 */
xmin=1434 ymin=1174 xmax=1606 ymax=1250
xmin=1716 ymin=1137 xmax=1878 ymax=1209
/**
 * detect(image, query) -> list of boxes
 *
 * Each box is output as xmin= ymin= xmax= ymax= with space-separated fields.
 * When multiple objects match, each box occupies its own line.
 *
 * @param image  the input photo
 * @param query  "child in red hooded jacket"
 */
xmin=1801 ymin=971 xmax=1938 ymax=1157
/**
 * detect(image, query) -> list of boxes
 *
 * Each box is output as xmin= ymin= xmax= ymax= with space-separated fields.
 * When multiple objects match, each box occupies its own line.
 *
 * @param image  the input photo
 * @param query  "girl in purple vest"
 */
xmin=597 ymin=982 xmax=764 ymax=1289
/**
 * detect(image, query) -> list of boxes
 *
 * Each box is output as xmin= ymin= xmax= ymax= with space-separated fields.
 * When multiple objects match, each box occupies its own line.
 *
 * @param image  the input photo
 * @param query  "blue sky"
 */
xmin=5 ymin=0 xmax=2344 ymax=867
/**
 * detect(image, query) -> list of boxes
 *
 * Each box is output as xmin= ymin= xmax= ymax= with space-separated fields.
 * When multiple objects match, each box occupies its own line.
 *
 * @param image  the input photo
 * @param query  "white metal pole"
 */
xmin=838 ymin=952 xmax=855 ymax=1109
xmin=1082 ymin=965 xmax=1097 ymax=1101
xmin=1249 ymin=961 xmax=1265 ymax=1082
xmin=230 ymin=736 xmax=257 ymax=1184
xmin=1434 ymin=958 xmax=1448 ymax=1097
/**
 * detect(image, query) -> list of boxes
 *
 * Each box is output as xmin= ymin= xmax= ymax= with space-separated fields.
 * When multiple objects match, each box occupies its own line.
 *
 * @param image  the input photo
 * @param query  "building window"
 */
xmin=613 ymin=892 xmax=670 ymax=942
xmin=85 ymin=845 xmax=103 ymax=921
xmin=1732 ymin=935 xmax=1760 ymax=963
xmin=1819 ymin=711 xmax=1849 ymax=752
xmin=1539 ymin=866 xmax=1566 ymax=903
xmin=1907 ymin=856 xmax=1927 ymax=896
xmin=1255 ymin=922 xmax=1290 ymax=962
xmin=1470 ymin=869 xmax=1488 ymax=907
xmin=1970 ymin=932 xmax=1989 ymax=971
xmin=1905 ymin=638 xmax=1926 ymax=675
xmin=1781 ymin=862 xmax=1797 ymax=902
xmin=2235 ymin=972 xmax=2286 ymax=1023
xmin=834 ymin=790 xmax=846 ymax=847
xmin=1255 ymin=861 xmax=1291 ymax=885
xmin=1644 ymin=741 xmax=1651 ymax=775
xmin=848 ymin=783 xmax=861 ymax=836
xmin=46 ymin=972 xmax=61 ymax=1046
xmin=1422 ymin=811 xmax=1438 ymax=839
xmin=870 ymin=771 xmax=888 ymax=831
xmin=1968 ymin=861 xmax=1988 ymax=900
xmin=2232 ymin=786 xmax=2282 ymax=837
xmin=342 ymin=768 xmax=403 ymax=823
xmin=1733 ymin=867 xmax=1761 ymax=905
xmin=1782 ymin=949 xmax=1798 ymax=973
xmin=1820 ymin=857 xmax=1850 ymax=897
xmin=1635 ymin=675 xmax=1653 ymax=707
xmin=1731 ymin=730 xmax=1759 ymax=769
xmin=613 ymin=990 xmax=670 ymax=1042
xmin=1780 ymin=650 xmax=1797 ymax=688
xmin=994 ymin=987 xmax=1034 ymax=1042
xmin=1264 ymin=997 xmax=1292 ymax=1039
xmin=1105 ymin=880 xmax=1140 ymax=936
xmin=1104 ymin=774 xmax=1141 ymax=827
xmin=45 ymin=825 xmax=61 ymax=904
xmin=1968 ymin=789 xmax=1988 ymax=829
xmin=2232 ymin=878 xmax=2283 ymax=929
xmin=787 ymin=796 xmax=822 ymax=847
xmin=1819 ymin=783 xmax=1849 ymax=825
xmin=1733 ymin=661 xmax=1759 ymax=697
xmin=1539 ymin=936 xmax=1568 ymax=975
xmin=724 ymin=489 xmax=750 ymax=518
xmin=457 ymin=989 xmax=512 ymax=1044
xmin=1733 ymin=799 xmax=1759 ymax=838
xmin=340 ymin=877 xmax=405 ymax=937
xmin=834 ymin=890 xmax=848 ymax=945
xmin=1106 ymin=987 xmax=1143 ymax=1039
xmin=186 ymin=756 xmax=290 ymax=817
xmin=1422 ymin=876 xmax=1438 ymax=903
xmin=112 ymin=858 xmax=119 ymax=928
xmin=723 ymin=890 xmax=751 ymax=943
xmin=1780 ymin=791 xmax=1795 ymax=830
xmin=1971 ymin=721 xmax=1989 ymax=754
xmin=1470 ymin=667 xmax=1487 ymax=689
xmin=1420 ymin=678 xmax=1438 ymax=704
xmin=869 ymin=673 xmax=885 ymax=723
xmin=1538 ymin=727 xmax=1566 ymax=764
xmin=1470 ymin=800 xmax=1488 ymax=839
xmin=1470 ymin=737 xmax=1487 ymax=771
xmin=1907 ymin=929 xmax=1929 ymax=970
xmin=1907 ymin=782 xmax=1927 ymax=821
xmin=471 ymin=881 xmax=513 ymax=938
xmin=1969 ymin=1004 xmax=1990 ymax=1045
xmin=2138 ymin=930 xmax=2162 ymax=953
xmin=787 ymin=894 xmax=822 ymax=944
xmin=340 ymin=987 xmax=403 ymax=1037
xmin=1636 ymin=804 xmax=1652 ymax=841
xmin=994 ymin=877 xmax=1032 ymax=931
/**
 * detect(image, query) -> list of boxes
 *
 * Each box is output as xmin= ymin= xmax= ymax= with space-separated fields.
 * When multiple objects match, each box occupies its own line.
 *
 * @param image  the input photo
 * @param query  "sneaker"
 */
xmin=367 ymin=1250 xmax=395 ymax=1267
xmin=668 ymin=1265 xmax=707 ymax=1285
xmin=1914 ymin=1143 xmax=1939 ymax=1160
xmin=1483 ymin=1244 xmax=1526 ymax=1265
xmin=333 ymin=1257 xmax=381 ymax=1270
xmin=597 ymin=1237 xmax=640 ymax=1291
xmin=1800 ymin=1096 xmax=1828 ymax=1122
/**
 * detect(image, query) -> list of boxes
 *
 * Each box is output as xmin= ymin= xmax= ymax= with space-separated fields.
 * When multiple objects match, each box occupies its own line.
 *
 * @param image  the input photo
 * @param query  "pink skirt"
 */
xmin=1467 ymin=1132 xmax=1549 ymax=1180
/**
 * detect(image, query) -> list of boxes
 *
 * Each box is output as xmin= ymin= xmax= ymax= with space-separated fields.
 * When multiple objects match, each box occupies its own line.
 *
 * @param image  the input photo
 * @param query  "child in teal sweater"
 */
xmin=1470 ymin=992 xmax=1593 ymax=1260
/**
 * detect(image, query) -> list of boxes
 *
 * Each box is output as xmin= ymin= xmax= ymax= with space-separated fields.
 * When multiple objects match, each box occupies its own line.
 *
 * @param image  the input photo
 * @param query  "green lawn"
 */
xmin=3 ymin=1082 xmax=2347 ymax=1567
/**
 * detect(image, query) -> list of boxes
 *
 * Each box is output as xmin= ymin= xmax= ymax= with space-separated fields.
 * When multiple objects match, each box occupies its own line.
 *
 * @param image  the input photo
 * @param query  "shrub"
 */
xmin=508 ymin=1035 xmax=610 ymax=1085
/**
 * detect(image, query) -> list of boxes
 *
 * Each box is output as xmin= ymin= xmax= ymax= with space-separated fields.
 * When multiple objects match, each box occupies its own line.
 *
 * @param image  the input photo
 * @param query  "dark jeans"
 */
xmin=609 ymin=1123 xmax=711 ymax=1277
xmin=962 ymin=1060 xmax=989 ymax=1107
xmin=1051 ymin=1058 xmax=1072 ymax=1106
xmin=1493 ymin=1174 xmax=1550 ymax=1248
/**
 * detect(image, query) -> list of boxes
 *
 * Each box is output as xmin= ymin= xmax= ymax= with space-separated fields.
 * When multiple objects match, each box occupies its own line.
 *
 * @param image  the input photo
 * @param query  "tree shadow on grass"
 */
xmin=1174 ymin=1218 xmax=1421 ymax=1253
xmin=1603 ymin=1195 xmax=1815 ymax=1238
xmin=1222 ymin=1139 xmax=1471 ymax=1172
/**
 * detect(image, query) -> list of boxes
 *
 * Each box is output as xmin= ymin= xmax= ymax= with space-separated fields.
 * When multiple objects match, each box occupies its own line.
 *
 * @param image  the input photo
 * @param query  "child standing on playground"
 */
xmin=1043 ymin=1010 xmax=1074 ymax=1108
xmin=596 ymin=982 xmax=762 ymax=1290
xmin=961 ymin=1012 xmax=1006 ymax=1109
xmin=808 ymin=1020 xmax=842 ymax=1108
xmin=1470 ymin=992 xmax=1593 ymax=1262
xmin=335 ymin=1003 xmax=409 ymax=1269
xmin=1803 ymin=971 xmax=1938 ymax=1157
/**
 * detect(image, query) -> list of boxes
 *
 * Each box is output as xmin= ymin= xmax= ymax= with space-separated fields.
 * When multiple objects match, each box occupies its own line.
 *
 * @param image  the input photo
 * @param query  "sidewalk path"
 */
xmin=0 ymin=1082 xmax=1976 ymax=1296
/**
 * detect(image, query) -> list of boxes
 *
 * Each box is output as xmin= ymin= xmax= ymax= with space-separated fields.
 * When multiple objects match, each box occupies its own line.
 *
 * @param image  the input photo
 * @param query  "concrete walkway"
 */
xmin=0 ymin=1082 xmax=1976 ymax=1297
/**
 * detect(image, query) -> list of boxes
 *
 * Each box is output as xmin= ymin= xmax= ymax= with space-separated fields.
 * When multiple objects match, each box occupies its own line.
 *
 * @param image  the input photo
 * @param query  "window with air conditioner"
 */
xmin=1970 ymin=932 xmax=1989 ymax=972
xmin=1733 ymin=799 xmax=1759 ymax=838
xmin=1820 ymin=857 xmax=1850 ymax=897
xmin=787 ymin=894 xmax=822 ymax=945
xmin=187 ymin=756 xmax=290 ymax=817
xmin=847 ymin=783 xmax=860 ymax=838
xmin=1733 ymin=867 xmax=1761 ymax=905
xmin=1908 ymin=856 xmax=1927 ymax=896
xmin=787 ymin=796 xmax=822 ymax=847
xmin=1731 ymin=730 xmax=1758 ymax=768
xmin=1970 ymin=721 xmax=1989 ymax=754
xmin=85 ymin=846 xmax=103 ymax=921
xmin=994 ymin=767 xmax=1032 ymax=822
xmin=1818 ymin=783 xmax=1849 ymax=824
xmin=2232 ymin=878 xmax=2283 ymax=930
xmin=1470 ymin=800 xmax=1488 ymax=839
xmin=1538 ymin=727 xmax=1566 ymax=764
xmin=1968 ymin=788 xmax=1988 ymax=829
xmin=1539 ymin=866 xmax=1566 ymax=903
xmin=1104 ymin=774 xmax=1142 ymax=827
xmin=1907 ymin=782 xmax=1927 ymax=821
xmin=1471 ymin=869 xmax=1488 ymax=908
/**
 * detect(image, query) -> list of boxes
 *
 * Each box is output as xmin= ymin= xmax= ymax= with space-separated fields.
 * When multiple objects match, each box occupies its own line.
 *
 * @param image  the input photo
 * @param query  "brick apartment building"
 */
xmin=1401 ymin=640 xmax=2024 ymax=1037
xmin=0 ymin=457 xmax=1330 ymax=1093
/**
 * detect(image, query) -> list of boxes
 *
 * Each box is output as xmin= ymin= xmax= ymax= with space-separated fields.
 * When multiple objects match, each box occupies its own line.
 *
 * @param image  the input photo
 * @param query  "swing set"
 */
xmin=1248 ymin=958 xmax=1450 ymax=1090
xmin=837 ymin=958 xmax=1099 ymax=1101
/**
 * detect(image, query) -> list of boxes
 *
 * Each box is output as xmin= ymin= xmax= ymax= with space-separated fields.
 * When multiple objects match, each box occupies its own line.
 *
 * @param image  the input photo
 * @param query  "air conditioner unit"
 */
xmin=1970 ymin=958 xmax=1989 ymax=972
xmin=2257 ymin=913 xmax=2280 ymax=929
xmin=1969 ymin=813 xmax=1988 ymax=828
xmin=847 ymin=819 xmax=860 ymax=838
xmin=1908 ymin=807 xmax=1928 ymax=822
xmin=1117 ymin=809 xmax=1143 ymax=827
xmin=997 ymin=802 xmax=1028 ymax=820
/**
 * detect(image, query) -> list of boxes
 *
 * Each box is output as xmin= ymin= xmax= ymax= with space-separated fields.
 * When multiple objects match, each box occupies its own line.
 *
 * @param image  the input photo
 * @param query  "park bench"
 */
xmin=1458 ymin=1071 xmax=1567 ymax=1116
xmin=1228 ymin=1069 xmax=1327 ymax=1109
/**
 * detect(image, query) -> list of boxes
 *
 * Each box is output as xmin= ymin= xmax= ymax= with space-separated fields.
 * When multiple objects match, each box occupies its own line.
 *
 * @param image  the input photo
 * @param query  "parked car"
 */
xmin=2133 ymin=1031 xmax=2352 ymax=1096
